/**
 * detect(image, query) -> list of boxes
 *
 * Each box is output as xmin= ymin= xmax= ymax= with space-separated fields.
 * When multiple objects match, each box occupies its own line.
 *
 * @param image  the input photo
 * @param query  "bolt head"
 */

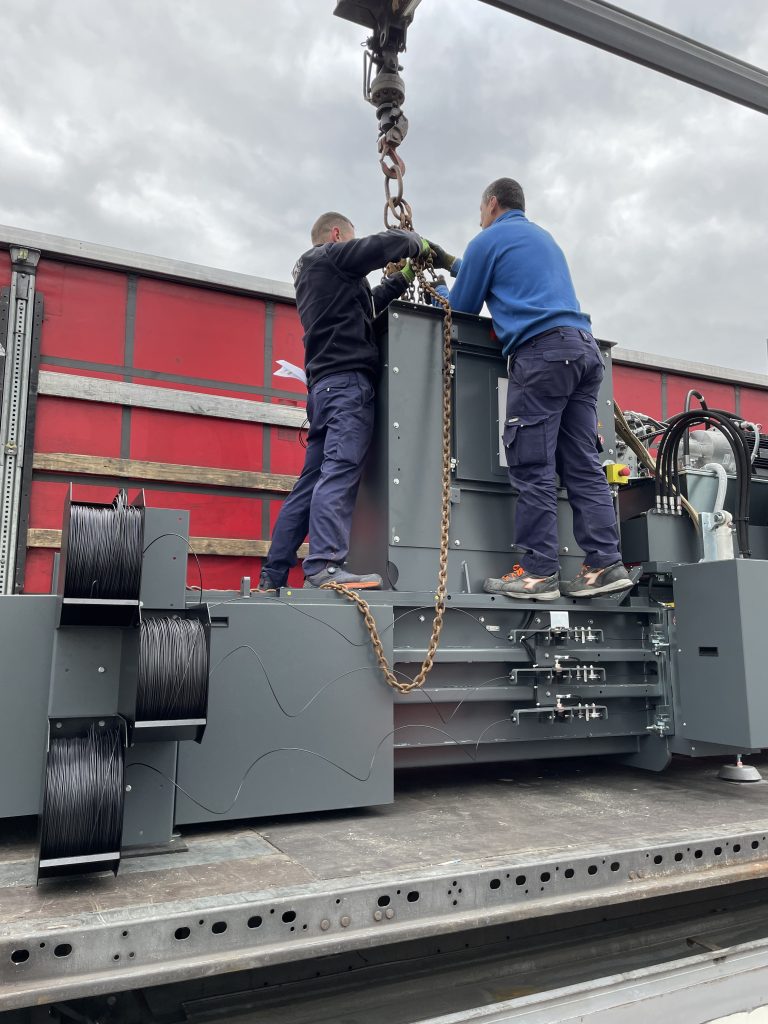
xmin=393 ymin=366 xmax=400 ymax=373
xmin=320 ymin=919 xmax=330 ymax=931
xmin=393 ymin=478 xmax=400 ymax=485
xmin=385 ymin=908 xmax=395 ymax=919
xmin=393 ymin=422 xmax=400 ymax=428
xmin=393 ymin=536 xmax=400 ymax=544
xmin=340 ymin=915 xmax=351 ymax=928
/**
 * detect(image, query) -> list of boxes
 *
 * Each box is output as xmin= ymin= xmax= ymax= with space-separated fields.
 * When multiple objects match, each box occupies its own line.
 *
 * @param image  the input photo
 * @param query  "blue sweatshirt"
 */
xmin=444 ymin=210 xmax=591 ymax=355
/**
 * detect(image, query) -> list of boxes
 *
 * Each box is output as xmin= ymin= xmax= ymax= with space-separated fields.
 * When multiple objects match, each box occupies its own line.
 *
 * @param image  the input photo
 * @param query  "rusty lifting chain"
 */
xmin=322 ymin=53 xmax=454 ymax=694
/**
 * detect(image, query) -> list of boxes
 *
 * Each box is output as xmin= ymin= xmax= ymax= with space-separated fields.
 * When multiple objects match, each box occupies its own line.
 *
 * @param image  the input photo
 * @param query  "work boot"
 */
xmin=252 ymin=571 xmax=278 ymax=595
xmin=561 ymin=561 xmax=633 ymax=598
xmin=304 ymin=565 xmax=383 ymax=590
xmin=483 ymin=564 xmax=560 ymax=601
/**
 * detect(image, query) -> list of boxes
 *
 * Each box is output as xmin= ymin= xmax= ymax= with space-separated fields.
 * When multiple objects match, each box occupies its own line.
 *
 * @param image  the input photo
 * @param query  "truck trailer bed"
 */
xmin=4 ymin=755 xmax=768 ymax=1011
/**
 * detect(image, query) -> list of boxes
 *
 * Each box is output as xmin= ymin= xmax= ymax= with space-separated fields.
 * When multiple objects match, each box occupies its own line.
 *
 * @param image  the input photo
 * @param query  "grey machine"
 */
xmin=1 ymin=302 xmax=768 ymax=870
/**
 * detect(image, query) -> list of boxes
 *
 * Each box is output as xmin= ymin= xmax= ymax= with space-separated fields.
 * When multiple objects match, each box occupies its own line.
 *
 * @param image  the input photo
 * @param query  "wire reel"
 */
xmin=63 ymin=489 xmax=142 ymax=600
xmin=37 ymin=719 xmax=125 ymax=881
xmin=128 ymin=614 xmax=210 ymax=743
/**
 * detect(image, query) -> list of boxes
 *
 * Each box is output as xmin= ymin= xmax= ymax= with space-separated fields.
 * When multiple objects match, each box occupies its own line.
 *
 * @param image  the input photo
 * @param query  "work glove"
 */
xmin=400 ymin=258 xmax=416 ymax=283
xmin=424 ymin=240 xmax=458 ymax=272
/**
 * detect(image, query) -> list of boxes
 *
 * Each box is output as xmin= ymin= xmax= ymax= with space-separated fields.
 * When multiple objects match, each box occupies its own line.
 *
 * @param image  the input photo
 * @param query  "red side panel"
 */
xmin=0 ymin=251 xmax=11 ymax=288
xmin=130 ymin=407 xmax=264 ymax=471
xmin=133 ymin=278 xmax=265 ymax=386
xmin=35 ymin=261 xmax=127 ymax=364
xmin=738 ymin=386 xmax=768 ymax=427
xmin=33 ymin=395 xmax=123 ymax=457
xmin=271 ymin=303 xmax=306 ymax=398
xmin=664 ymin=375 xmax=736 ymax=419
xmin=612 ymin=364 xmax=663 ymax=420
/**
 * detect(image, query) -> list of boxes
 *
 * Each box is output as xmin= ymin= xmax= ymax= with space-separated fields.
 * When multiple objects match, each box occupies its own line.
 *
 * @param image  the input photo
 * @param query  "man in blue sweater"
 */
xmin=432 ymin=178 xmax=631 ymax=600
xmin=257 ymin=212 xmax=430 ymax=593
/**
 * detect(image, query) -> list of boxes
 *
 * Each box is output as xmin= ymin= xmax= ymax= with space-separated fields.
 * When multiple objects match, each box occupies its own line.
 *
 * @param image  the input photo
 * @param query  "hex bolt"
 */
xmin=373 ymin=910 xmax=383 ymax=921
xmin=393 ymin=367 xmax=400 ymax=374
xmin=340 ymin=916 xmax=351 ymax=928
xmin=125 ymin=785 xmax=132 ymax=792
xmin=454 ymin=540 xmax=461 ymax=547
xmin=393 ymin=478 xmax=400 ymax=485
xmin=320 ymin=919 xmax=330 ymax=931
xmin=393 ymin=422 xmax=400 ymax=429
xmin=393 ymin=536 xmax=400 ymax=544
xmin=393 ymin=313 xmax=399 ymax=319
xmin=385 ymin=908 xmax=395 ymax=919
xmin=98 ymin=666 xmax=106 ymax=674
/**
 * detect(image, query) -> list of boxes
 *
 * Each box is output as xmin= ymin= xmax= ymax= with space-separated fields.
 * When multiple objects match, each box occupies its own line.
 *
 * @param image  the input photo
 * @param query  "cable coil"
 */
xmin=39 ymin=723 xmax=124 ymax=864
xmin=64 ymin=490 xmax=142 ymax=600
xmin=137 ymin=616 xmax=209 ymax=721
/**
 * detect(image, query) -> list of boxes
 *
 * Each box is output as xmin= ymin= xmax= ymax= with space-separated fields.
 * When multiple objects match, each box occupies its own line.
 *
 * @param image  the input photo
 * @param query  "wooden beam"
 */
xmin=27 ymin=529 xmax=308 ymax=559
xmin=32 ymin=452 xmax=299 ymax=493
xmin=38 ymin=371 xmax=307 ymax=428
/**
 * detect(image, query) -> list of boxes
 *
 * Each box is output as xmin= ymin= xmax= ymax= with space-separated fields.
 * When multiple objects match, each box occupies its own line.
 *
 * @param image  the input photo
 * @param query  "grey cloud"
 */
xmin=1 ymin=0 xmax=767 ymax=373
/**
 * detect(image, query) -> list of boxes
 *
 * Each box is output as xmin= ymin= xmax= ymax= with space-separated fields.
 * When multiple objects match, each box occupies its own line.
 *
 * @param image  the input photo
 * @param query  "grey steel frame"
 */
xmin=4 ymin=827 xmax=768 ymax=1010
xmin=476 ymin=0 xmax=768 ymax=115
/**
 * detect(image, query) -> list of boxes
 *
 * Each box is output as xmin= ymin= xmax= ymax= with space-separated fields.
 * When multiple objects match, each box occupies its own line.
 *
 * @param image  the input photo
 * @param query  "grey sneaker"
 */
xmin=561 ymin=561 xmax=633 ymax=598
xmin=483 ymin=564 xmax=560 ymax=601
xmin=304 ymin=565 xmax=383 ymax=590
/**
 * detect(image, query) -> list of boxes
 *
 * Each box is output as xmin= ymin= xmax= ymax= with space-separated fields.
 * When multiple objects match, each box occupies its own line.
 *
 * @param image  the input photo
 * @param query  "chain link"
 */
xmin=322 ymin=147 xmax=454 ymax=694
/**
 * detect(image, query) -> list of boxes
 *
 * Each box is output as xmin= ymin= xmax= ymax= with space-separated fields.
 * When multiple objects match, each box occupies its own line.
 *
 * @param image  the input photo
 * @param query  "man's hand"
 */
xmin=425 ymin=240 xmax=458 ymax=272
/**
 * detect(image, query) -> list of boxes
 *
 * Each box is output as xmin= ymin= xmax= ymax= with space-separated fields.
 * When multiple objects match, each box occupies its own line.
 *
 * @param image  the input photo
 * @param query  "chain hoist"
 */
xmin=325 ymin=2 xmax=453 ymax=694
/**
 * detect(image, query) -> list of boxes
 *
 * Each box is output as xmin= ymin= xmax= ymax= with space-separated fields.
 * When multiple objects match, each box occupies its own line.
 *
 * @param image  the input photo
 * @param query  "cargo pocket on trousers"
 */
xmin=503 ymin=415 xmax=548 ymax=468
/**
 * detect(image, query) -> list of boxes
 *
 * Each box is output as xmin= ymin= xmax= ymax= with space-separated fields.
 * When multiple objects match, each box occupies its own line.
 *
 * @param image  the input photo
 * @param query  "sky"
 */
xmin=2 ymin=0 xmax=768 ymax=372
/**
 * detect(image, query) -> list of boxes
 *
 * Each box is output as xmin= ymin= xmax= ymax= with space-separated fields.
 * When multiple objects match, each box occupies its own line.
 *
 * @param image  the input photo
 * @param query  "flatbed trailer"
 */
xmin=5 ymin=752 xmax=768 ymax=1020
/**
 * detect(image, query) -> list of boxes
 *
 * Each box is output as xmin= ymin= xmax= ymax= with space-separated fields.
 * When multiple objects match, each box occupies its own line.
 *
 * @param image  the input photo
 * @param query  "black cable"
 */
xmin=655 ymin=409 xmax=752 ymax=555
xmin=40 ymin=723 xmax=124 ymax=860
xmin=63 ymin=491 xmax=142 ymax=600
xmin=137 ymin=616 xmax=209 ymax=721
xmin=128 ymin=719 xmax=521 ymax=816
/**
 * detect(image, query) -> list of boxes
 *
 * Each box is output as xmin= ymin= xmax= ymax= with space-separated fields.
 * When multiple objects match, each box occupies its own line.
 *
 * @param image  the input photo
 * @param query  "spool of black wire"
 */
xmin=63 ymin=490 xmax=143 ymax=600
xmin=38 ymin=722 xmax=125 ymax=879
xmin=136 ymin=616 xmax=209 ymax=723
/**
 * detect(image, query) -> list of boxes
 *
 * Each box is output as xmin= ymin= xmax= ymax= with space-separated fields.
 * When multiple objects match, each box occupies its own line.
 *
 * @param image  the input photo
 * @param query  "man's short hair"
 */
xmin=482 ymin=178 xmax=525 ymax=212
xmin=311 ymin=211 xmax=353 ymax=245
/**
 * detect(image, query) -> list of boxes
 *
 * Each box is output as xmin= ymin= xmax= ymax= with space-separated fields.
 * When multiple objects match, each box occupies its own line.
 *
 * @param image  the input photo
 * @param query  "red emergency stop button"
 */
xmin=619 ymin=466 xmax=631 ymax=477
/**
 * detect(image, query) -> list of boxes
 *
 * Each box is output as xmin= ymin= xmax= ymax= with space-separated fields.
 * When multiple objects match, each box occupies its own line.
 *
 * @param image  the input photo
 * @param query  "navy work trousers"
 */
xmin=503 ymin=327 xmax=621 ymax=577
xmin=264 ymin=370 xmax=375 ymax=585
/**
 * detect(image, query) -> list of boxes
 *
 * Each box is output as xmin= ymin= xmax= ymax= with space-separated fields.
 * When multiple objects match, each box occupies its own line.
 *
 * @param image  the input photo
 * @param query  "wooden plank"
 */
xmin=37 ymin=371 xmax=307 ymax=428
xmin=32 ymin=452 xmax=299 ymax=493
xmin=26 ymin=528 xmax=308 ymax=559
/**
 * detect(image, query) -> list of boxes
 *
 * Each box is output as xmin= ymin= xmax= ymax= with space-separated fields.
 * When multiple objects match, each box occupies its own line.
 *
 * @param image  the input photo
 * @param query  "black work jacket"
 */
xmin=293 ymin=230 xmax=423 ymax=388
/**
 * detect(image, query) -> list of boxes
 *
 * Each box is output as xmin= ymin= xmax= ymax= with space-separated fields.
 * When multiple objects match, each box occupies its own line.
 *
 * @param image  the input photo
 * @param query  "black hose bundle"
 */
xmin=64 ymin=490 xmax=142 ymax=599
xmin=655 ymin=409 xmax=752 ymax=557
xmin=137 ymin=616 xmax=209 ymax=721
xmin=39 ymin=723 xmax=124 ymax=861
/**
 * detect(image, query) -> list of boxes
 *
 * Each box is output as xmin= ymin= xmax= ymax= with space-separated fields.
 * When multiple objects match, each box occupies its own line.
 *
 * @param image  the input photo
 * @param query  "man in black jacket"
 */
xmin=258 ymin=212 xmax=430 ymax=592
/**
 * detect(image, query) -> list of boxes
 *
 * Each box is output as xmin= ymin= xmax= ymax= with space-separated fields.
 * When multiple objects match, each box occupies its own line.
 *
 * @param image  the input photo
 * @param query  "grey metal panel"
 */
xmin=0 ymin=224 xmax=295 ymax=302
xmin=351 ymin=306 xmax=617 ymax=593
xmin=621 ymin=512 xmax=699 ymax=565
xmin=140 ymin=507 xmax=190 ymax=611
xmin=48 ymin=627 xmax=122 ymax=719
xmin=0 ymin=595 xmax=57 ymax=817
xmin=479 ymin=0 xmax=768 ymax=115
xmin=123 ymin=742 xmax=177 ymax=847
xmin=674 ymin=559 xmax=768 ymax=748
xmin=174 ymin=599 xmax=395 ymax=824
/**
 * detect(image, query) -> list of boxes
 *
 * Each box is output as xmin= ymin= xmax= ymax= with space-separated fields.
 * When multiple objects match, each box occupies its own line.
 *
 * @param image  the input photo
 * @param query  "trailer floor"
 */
xmin=3 ymin=755 xmax=768 ymax=1009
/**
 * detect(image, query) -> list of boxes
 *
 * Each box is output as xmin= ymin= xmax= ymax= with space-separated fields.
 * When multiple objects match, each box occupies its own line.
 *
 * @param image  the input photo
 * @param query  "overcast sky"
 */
xmin=2 ymin=1 xmax=768 ymax=372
